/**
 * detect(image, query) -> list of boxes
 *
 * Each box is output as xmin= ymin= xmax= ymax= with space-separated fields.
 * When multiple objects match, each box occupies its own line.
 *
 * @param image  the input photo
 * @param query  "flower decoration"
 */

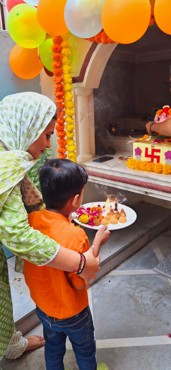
xmin=86 ymin=30 xmax=115 ymax=44
xmin=52 ymin=35 xmax=76 ymax=161
xmin=154 ymin=105 xmax=171 ymax=123
xmin=126 ymin=158 xmax=171 ymax=175
xmin=86 ymin=9 xmax=155 ymax=44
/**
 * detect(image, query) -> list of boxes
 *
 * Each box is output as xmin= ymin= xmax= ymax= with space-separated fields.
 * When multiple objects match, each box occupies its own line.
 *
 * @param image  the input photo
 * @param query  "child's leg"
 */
xmin=68 ymin=306 xmax=97 ymax=370
xmin=36 ymin=307 xmax=66 ymax=370
xmin=44 ymin=328 xmax=66 ymax=370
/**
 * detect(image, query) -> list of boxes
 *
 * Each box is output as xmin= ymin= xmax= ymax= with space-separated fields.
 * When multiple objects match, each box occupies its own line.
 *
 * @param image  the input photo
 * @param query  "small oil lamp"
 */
xmin=105 ymin=197 xmax=111 ymax=212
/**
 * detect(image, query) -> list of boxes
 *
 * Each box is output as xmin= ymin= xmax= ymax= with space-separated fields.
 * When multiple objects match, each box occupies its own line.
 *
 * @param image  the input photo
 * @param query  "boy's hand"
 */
xmin=92 ymin=225 xmax=110 ymax=257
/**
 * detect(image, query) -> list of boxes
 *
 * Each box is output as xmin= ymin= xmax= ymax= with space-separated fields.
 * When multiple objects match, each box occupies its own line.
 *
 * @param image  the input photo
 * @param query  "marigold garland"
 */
xmin=126 ymin=158 xmax=171 ymax=175
xmin=86 ymin=11 xmax=155 ymax=44
xmin=52 ymin=35 xmax=76 ymax=161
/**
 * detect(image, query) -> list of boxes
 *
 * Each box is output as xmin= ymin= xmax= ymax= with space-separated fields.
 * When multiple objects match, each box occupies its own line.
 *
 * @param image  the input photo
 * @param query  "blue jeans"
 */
xmin=36 ymin=306 xmax=97 ymax=370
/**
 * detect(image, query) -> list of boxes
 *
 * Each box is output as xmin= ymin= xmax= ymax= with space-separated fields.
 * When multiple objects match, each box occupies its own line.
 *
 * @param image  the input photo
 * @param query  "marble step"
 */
xmin=85 ymin=201 xmax=171 ymax=283
xmin=16 ymin=201 xmax=171 ymax=334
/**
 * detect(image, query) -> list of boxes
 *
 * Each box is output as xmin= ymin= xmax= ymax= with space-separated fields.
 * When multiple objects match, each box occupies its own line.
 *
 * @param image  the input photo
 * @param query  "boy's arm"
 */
xmin=91 ymin=225 xmax=110 ymax=257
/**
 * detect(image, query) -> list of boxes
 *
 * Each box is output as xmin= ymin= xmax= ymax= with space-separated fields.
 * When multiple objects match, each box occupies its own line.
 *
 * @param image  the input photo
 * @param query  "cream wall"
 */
xmin=0 ymin=31 xmax=41 ymax=100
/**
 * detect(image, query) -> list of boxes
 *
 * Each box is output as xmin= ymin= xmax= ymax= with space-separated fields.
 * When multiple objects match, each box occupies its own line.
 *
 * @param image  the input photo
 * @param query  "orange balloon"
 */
xmin=37 ymin=0 xmax=68 ymax=36
xmin=102 ymin=0 xmax=151 ymax=44
xmin=9 ymin=45 xmax=42 ymax=79
xmin=154 ymin=0 xmax=171 ymax=35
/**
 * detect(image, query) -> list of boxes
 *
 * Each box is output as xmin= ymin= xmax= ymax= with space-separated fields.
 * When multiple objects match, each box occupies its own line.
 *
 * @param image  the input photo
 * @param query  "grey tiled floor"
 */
xmin=1 ymin=228 xmax=171 ymax=369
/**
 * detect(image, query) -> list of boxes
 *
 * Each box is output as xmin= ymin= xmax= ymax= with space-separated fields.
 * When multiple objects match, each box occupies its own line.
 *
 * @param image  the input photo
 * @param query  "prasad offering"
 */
xmin=74 ymin=201 xmax=137 ymax=231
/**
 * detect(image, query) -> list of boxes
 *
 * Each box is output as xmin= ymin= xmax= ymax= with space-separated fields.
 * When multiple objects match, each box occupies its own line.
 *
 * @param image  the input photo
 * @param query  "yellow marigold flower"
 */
xmin=65 ymin=101 xmax=74 ymax=109
xmin=78 ymin=214 xmax=89 ymax=224
xmin=62 ymin=41 xmax=69 ymax=48
xmin=65 ymin=92 xmax=73 ymax=101
xmin=66 ymin=132 xmax=74 ymax=139
xmin=65 ymin=108 xmax=75 ymax=116
xmin=63 ymin=75 xmax=72 ymax=83
xmin=66 ymin=123 xmax=75 ymax=131
xmin=67 ymin=139 xmax=75 ymax=146
xmin=63 ymin=65 xmax=71 ymax=73
xmin=68 ymin=152 xmax=77 ymax=162
xmin=62 ymin=48 xmax=71 ymax=57
xmin=62 ymin=56 xmax=70 ymax=65
xmin=67 ymin=145 xmax=77 ymax=152
xmin=64 ymin=84 xmax=72 ymax=92
xmin=65 ymin=116 xmax=74 ymax=124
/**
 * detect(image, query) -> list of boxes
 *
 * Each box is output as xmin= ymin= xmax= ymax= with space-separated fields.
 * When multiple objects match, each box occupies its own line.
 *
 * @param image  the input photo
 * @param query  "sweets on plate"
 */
xmin=76 ymin=204 xmax=127 ymax=227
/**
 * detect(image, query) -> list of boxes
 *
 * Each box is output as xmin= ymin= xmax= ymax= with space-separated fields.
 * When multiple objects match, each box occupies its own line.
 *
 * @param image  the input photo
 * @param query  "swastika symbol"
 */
xmin=145 ymin=147 xmax=161 ymax=163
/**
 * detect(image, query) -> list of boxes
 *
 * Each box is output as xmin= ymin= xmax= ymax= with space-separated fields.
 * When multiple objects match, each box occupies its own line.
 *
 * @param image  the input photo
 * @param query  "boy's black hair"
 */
xmin=39 ymin=158 xmax=88 ymax=209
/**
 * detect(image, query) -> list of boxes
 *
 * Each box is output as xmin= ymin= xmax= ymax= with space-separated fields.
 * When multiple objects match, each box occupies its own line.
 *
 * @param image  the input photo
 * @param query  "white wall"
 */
xmin=0 ymin=31 xmax=41 ymax=100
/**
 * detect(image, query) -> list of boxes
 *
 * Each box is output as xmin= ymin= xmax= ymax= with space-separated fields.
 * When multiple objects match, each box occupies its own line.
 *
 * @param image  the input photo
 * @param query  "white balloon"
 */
xmin=64 ymin=0 xmax=105 ymax=39
xmin=25 ymin=0 xmax=39 ymax=6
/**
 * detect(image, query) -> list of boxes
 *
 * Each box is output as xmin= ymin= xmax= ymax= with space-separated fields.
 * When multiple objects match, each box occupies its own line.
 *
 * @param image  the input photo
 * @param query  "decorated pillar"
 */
xmin=74 ymin=87 xmax=95 ymax=162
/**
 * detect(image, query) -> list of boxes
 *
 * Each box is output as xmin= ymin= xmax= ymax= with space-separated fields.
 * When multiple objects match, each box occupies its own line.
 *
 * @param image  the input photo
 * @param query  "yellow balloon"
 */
xmin=39 ymin=37 xmax=53 ymax=72
xmin=37 ymin=0 xmax=68 ymax=36
xmin=9 ymin=45 xmax=42 ymax=79
xmin=102 ymin=0 xmax=151 ymax=44
xmin=154 ymin=0 xmax=171 ymax=35
xmin=7 ymin=4 xmax=46 ymax=48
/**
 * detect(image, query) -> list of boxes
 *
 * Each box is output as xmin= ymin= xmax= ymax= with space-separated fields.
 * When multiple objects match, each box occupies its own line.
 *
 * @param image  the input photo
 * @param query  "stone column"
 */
xmin=74 ymin=87 xmax=95 ymax=162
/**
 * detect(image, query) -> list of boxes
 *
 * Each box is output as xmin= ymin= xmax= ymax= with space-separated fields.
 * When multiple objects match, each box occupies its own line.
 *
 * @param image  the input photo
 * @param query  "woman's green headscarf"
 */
xmin=0 ymin=92 xmax=56 ymax=210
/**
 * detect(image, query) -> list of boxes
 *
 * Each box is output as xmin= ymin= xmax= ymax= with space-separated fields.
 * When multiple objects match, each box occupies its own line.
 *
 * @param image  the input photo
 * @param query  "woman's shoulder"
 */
xmin=0 ymin=141 xmax=6 ymax=151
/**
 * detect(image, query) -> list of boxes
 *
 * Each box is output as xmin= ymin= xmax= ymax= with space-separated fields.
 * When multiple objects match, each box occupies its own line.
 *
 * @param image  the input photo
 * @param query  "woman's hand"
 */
xmin=80 ymin=226 xmax=110 ymax=286
xmin=80 ymin=248 xmax=100 ymax=285
xmin=146 ymin=121 xmax=155 ymax=134
xmin=146 ymin=119 xmax=171 ymax=137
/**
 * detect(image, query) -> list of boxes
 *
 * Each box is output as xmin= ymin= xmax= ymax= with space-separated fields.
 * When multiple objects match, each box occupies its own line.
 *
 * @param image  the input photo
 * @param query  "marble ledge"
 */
xmin=81 ymin=152 xmax=171 ymax=201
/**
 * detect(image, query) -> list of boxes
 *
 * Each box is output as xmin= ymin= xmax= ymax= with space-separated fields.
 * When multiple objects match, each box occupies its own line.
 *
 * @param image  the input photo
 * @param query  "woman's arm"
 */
xmin=146 ymin=119 xmax=171 ymax=136
xmin=1 ymin=185 xmax=99 ymax=279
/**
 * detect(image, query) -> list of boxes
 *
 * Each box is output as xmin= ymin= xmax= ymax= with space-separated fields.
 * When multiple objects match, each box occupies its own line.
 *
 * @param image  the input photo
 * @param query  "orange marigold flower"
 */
xmin=53 ymin=36 xmax=62 ymax=44
xmin=58 ymin=138 xmax=67 ymax=147
xmin=58 ymin=153 xmax=66 ymax=159
xmin=52 ymin=44 xmax=62 ymax=52
xmin=162 ymin=165 xmax=171 ymax=174
xmin=58 ymin=147 xmax=66 ymax=154
xmin=153 ymin=163 xmax=163 ymax=173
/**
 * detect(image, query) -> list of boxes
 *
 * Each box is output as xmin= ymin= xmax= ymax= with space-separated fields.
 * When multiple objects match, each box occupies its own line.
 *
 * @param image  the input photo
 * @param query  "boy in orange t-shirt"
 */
xmin=24 ymin=158 xmax=110 ymax=370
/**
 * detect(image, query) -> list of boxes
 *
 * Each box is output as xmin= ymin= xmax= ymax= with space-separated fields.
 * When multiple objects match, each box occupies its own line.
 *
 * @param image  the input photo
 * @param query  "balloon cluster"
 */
xmin=7 ymin=0 xmax=171 ymax=79
xmin=7 ymin=0 xmax=69 ymax=79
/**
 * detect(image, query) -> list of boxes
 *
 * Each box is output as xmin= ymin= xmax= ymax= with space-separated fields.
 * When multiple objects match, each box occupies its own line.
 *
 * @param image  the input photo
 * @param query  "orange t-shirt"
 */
xmin=24 ymin=209 xmax=89 ymax=319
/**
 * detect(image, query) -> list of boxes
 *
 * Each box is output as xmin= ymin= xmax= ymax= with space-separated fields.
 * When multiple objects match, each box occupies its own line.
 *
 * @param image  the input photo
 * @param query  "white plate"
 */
xmin=73 ymin=202 xmax=137 ymax=230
